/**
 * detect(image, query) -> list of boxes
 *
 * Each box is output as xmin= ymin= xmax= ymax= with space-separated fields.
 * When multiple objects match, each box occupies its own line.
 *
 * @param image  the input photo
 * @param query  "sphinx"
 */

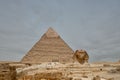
xmin=73 ymin=49 xmax=89 ymax=64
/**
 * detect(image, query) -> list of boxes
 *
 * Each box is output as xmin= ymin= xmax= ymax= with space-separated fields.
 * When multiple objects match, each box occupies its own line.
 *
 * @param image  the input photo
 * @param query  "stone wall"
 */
xmin=0 ymin=63 xmax=16 ymax=80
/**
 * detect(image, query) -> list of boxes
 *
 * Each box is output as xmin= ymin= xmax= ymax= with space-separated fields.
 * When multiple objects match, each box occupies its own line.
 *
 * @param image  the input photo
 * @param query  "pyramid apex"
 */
xmin=45 ymin=27 xmax=59 ymax=38
xmin=48 ymin=27 xmax=54 ymax=30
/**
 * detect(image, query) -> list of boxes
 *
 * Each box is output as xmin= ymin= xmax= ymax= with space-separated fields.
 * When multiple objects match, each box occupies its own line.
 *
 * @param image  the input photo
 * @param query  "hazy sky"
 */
xmin=0 ymin=0 xmax=120 ymax=62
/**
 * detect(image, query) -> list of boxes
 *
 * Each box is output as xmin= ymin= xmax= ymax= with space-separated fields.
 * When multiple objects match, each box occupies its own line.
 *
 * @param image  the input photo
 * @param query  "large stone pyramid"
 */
xmin=21 ymin=27 xmax=74 ymax=63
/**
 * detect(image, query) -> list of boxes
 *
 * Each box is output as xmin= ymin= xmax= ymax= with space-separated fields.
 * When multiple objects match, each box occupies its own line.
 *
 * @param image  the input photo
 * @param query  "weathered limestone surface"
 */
xmin=0 ymin=63 xmax=16 ymax=80
xmin=16 ymin=62 xmax=120 ymax=80
xmin=21 ymin=27 xmax=74 ymax=63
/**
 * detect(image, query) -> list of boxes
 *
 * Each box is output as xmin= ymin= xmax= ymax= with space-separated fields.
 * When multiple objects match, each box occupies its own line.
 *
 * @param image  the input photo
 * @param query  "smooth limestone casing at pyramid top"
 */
xmin=21 ymin=28 xmax=74 ymax=63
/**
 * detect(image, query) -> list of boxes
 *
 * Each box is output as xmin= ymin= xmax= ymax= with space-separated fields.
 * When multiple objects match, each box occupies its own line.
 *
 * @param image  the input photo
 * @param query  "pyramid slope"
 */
xmin=21 ymin=28 xmax=74 ymax=63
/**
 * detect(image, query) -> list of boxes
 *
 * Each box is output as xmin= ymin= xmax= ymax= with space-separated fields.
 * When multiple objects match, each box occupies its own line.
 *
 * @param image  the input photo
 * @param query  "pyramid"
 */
xmin=21 ymin=27 xmax=74 ymax=63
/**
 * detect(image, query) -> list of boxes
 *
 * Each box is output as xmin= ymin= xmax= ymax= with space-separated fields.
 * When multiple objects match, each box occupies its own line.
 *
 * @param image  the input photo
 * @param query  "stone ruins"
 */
xmin=0 ymin=63 xmax=16 ymax=80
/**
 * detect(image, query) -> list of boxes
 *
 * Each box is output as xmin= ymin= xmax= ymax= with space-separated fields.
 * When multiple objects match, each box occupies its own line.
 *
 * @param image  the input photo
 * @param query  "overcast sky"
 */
xmin=0 ymin=0 xmax=120 ymax=62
